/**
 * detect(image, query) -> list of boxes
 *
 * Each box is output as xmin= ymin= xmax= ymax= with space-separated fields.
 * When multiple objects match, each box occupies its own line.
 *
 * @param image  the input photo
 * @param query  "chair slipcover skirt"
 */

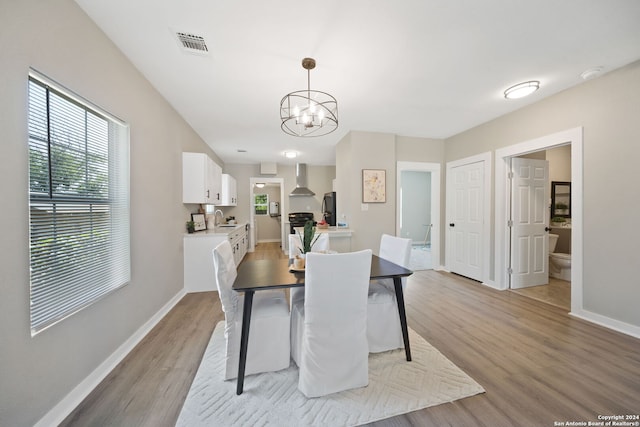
xmin=367 ymin=234 xmax=412 ymax=353
xmin=213 ymin=240 xmax=290 ymax=380
xmin=291 ymin=250 xmax=372 ymax=398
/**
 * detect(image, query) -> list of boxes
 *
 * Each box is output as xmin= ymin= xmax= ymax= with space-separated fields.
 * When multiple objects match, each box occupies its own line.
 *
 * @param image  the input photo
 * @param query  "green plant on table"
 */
xmin=186 ymin=221 xmax=196 ymax=233
xmin=297 ymin=220 xmax=320 ymax=254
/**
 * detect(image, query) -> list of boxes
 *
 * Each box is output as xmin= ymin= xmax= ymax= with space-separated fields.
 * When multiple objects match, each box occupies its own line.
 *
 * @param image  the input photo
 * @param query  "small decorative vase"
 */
xmin=294 ymin=253 xmax=306 ymax=269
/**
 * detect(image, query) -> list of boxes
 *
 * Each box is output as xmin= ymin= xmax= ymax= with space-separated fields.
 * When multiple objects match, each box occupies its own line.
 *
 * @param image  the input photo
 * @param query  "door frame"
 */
xmin=495 ymin=127 xmax=583 ymax=314
xmin=396 ymin=161 xmax=441 ymax=269
xmin=445 ymin=152 xmax=492 ymax=283
xmin=248 ymin=177 xmax=284 ymax=252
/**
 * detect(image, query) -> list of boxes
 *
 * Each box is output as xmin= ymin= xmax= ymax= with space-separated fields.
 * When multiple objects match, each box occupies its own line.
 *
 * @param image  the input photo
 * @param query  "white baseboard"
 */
xmin=34 ymin=288 xmax=187 ymax=427
xmin=480 ymin=279 xmax=500 ymax=290
xmin=570 ymin=308 xmax=640 ymax=340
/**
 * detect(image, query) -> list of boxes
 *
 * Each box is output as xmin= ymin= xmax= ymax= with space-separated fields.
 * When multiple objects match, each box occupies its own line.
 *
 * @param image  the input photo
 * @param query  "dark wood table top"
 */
xmin=233 ymin=254 xmax=413 ymax=292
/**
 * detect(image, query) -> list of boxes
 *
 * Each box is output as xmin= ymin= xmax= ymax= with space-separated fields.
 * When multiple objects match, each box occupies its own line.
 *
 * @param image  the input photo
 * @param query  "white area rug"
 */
xmin=177 ymin=322 xmax=484 ymax=427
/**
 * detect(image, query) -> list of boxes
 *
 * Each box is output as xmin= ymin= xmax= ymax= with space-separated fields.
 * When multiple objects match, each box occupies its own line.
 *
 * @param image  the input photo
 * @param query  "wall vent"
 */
xmin=176 ymin=32 xmax=208 ymax=53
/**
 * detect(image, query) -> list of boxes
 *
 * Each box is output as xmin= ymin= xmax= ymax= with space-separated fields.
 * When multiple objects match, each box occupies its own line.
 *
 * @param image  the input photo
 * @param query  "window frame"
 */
xmin=254 ymin=193 xmax=269 ymax=215
xmin=27 ymin=69 xmax=130 ymax=335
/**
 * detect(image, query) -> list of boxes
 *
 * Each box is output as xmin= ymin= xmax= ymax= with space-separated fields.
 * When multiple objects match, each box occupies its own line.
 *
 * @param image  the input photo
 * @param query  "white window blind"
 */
xmin=28 ymin=71 xmax=130 ymax=335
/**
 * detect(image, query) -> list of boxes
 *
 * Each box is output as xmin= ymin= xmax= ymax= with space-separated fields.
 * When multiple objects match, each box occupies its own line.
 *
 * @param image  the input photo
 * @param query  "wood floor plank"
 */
xmin=61 ymin=246 xmax=640 ymax=427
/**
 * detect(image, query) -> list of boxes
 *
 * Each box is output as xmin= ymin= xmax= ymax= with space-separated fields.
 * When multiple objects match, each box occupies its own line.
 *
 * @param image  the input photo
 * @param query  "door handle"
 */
xmin=449 ymin=223 xmax=455 ymax=227
xmin=545 ymin=227 xmax=551 ymax=232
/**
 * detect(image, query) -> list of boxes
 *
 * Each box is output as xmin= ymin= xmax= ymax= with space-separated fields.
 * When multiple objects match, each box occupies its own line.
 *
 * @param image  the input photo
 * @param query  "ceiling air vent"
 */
xmin=175 ymin=32 xmax=208 ymax=53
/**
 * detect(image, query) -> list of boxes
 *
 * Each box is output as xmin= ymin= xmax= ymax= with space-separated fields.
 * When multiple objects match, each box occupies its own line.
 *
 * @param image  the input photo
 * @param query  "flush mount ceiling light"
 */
xmin=280 ymin=58 xmax=338 ymax=137
xmin=581 ymin=67 xmax=603 ymax=80
xmin=504 ymin=81 xmax=540 ymax=99
xmin=255 ymin=183 xmax=265 ymax=188
xmin=284 ymin=151 xmax=297 ymax=159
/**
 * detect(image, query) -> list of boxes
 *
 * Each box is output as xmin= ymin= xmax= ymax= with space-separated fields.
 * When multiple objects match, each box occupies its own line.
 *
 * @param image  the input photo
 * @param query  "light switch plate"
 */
xmin=361 ymin=203 xmax=368 ymax=211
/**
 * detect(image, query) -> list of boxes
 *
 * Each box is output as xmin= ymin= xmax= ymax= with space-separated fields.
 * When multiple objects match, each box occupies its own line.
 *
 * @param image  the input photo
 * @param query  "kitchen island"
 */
xmin=290 ymin=226 xmax=353 ymax=254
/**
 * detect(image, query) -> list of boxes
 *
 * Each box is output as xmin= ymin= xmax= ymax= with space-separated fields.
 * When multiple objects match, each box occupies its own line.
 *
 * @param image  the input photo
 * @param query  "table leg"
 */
xmin=393 ymin=277 xmax=412 ymax=361
xmin=236 ymin=290 xmax=254 ymax=395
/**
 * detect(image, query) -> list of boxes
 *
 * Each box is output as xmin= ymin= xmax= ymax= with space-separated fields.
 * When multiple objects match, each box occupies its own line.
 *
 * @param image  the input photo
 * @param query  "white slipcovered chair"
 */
xmin=290 ymin=250 xmax=372 ymax=398
xmin=213 ymin=240 xmax=291 ymax=380
xmin=367 ymin=234 xmax=412 ymax=353
xmin=288 ymin=232 xmax=330 ymax=306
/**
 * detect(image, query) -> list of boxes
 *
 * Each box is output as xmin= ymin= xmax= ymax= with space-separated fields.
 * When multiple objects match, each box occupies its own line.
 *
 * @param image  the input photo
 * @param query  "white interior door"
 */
xmin=510 ymin=157 xmax=550 ymax=289
xmin=447 ymin=161 xmax=484 ymax=281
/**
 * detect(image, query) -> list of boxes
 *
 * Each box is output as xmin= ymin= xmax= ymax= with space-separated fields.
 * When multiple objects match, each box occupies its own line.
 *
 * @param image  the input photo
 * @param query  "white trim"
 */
xmin=570 ymin=309 xmax=640 ymax=340
xmin=494 ymin=127 xmax=583 ymax=316
xmin=34 ymin=289 xmax=187 ymax=427
xmin=256 ymin=238 xmax=282 ymax=243
xmin=396 ymin=161 xmax=441 ymax=269
xmin=249 ymin=177 xmax=285 ymax=253
xmin=29 ymin=68 xmax=126 ymax=126
xmin=445 ymin=152 xmax=492 ymax=283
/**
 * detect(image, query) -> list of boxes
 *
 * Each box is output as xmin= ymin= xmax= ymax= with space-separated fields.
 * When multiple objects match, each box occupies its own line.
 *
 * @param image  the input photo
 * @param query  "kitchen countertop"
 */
xmin=185 ymin=222 xmax=247 ymax=237
xmin=293 ymin=226 xmax=353 ymax=236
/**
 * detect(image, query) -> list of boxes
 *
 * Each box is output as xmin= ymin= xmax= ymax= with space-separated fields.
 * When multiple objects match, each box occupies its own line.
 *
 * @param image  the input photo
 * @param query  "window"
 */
xmin=28 ymin=70 xmax=130 ymax=334
xmin=254 ymin=194 xmax=268 ymax=215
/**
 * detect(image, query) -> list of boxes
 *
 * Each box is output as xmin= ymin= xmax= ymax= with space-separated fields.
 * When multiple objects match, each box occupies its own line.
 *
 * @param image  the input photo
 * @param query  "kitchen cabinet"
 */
xmin=220 ymin=173 xmax=237 ymax=206
xmin=184 ymin=224 xmax=248 ymax=292
xmin=182 ymin=152 xmax=222 ymax=204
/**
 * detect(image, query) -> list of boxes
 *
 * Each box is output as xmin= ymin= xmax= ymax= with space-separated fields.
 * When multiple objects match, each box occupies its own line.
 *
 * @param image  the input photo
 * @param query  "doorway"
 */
xmin=396 ymin=162 xmax=441 ymax=270
xmin=249 ymin=177 xmax=284 ymax=253
xmin=495 ymin=127 xmax=583 ymax=314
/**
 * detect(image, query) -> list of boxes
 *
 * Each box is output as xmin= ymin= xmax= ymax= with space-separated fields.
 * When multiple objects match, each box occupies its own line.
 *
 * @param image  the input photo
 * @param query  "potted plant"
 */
xmin=186 ymin=220 xmax=196 ymax=233
xmin=292 ymin=220 xmax=320 ymax=269
xmin=551 ymin=216 xmax=566 ymax=226
xmin=555 ymin=202 xmax=569 ymax=215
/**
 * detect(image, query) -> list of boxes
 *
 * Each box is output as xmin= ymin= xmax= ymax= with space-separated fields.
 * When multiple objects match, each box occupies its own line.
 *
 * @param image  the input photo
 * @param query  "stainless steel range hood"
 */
xmin=289 ymin=163 xmax=315 ymax=197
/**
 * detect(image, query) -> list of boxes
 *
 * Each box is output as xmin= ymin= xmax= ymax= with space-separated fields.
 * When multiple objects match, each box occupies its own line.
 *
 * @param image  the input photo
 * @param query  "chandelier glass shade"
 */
xmin=280 ymin=58 xmax=338 ymax=137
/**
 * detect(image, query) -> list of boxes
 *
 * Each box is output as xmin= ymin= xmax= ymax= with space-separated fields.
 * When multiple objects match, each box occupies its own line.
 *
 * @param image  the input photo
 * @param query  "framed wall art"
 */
xmin=362 ymin=169 xmax=386 ymax=203
xmin=191 ymin=213 xmax=207 ymax=231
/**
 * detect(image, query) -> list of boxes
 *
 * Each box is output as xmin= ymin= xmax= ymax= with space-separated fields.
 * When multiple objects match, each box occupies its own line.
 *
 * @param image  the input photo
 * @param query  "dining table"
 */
xmin=232 ymin=254 xmax=413 ymax=395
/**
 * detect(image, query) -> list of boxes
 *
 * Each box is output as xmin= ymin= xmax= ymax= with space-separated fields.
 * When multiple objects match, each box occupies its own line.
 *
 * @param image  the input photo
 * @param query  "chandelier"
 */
xmin=280 ymin=58 xmax=338 ymax=137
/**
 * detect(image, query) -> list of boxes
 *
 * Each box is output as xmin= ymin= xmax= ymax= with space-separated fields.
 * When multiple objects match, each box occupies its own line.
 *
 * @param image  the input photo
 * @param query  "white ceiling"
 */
xmin=75 ymin=0 xmax=640 ymax=166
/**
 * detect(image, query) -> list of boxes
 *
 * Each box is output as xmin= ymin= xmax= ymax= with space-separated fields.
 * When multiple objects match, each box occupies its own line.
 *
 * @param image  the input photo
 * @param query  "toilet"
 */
xmin=548 ymin=234 xmax=571 ymax=281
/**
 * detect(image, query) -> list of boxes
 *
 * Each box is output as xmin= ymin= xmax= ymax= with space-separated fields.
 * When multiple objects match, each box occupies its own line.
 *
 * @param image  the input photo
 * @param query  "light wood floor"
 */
xmin=510 ymin=277 xmax=571 ymax=311
xmin=61 ymin=243 xmax=640 ymax=426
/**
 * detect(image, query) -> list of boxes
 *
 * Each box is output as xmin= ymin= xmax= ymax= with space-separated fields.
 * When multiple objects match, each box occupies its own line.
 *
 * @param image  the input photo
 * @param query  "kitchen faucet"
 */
xmin=214 ymin=209 xmax=224 ymax=226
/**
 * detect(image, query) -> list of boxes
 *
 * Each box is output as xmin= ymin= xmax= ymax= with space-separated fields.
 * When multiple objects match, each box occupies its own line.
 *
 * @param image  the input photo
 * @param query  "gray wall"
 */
xmin=336 ymin=132 xmax=397 ymax=253
xmin=547 ymin=145 xmax=572 ymax=183
xmin=445 ymin=60 xmax=640 ymax=328
xmin=0 ymin=1 xmax=218 ymax=425
xmin=336 ymin=132 xmax=445 ymax=255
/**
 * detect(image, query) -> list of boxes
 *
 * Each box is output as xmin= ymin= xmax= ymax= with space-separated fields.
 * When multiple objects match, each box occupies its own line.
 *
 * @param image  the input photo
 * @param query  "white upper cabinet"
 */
xmin=182 ymin=152 xmax=222 ymax=204
xmin=220 ymin=174 xmax=237 ymax=206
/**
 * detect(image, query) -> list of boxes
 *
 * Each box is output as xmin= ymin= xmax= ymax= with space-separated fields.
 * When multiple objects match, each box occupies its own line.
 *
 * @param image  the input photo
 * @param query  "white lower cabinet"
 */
xmin=184 ymin=224 xmax=248 ymax=292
